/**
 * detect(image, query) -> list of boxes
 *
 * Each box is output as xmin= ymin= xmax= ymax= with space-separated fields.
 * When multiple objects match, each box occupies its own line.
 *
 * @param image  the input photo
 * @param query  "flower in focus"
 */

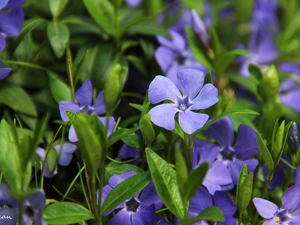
xmin=100 ymin=171 xmax=169 ymax=225
xmin=279 ymin=62 xmax=300 ymax=113
xmin=36 ymin=143 xmax=76 ymax=178
xmin=155 ymin=30 xmax=207 ymax=87
xmin=0 ymin=183 xmax=46 ymax=225
xmin=199 ymin=117 xmax=259 ymax=185
xmin=59 ymin=80 xmax=116 ymax=142
xmin=148 ymin=69 xmax=218 ymax=134
xmin=253 ymin=184 xmax=300 ymax=225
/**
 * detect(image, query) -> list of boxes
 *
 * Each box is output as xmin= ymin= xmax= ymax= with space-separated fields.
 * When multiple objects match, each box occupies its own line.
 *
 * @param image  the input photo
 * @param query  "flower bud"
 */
xmin=288 ymin=122 xmax=299 ymax=155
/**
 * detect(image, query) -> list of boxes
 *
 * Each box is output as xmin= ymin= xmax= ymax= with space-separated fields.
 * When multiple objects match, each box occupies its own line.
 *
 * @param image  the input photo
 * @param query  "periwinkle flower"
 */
xmin=100 ymin=171 xmax=169 ymax=225
xmin=253 ymin=184 xmax=300 ymax=225
xmin=155 ymin=30 xmax=207 ymax=87
xmin=191 ymin=9 xmax=210 ymax=49
xmin=125 ymin=0 xmax=142 ymax=7
xmin=199 ymin=117 xmax=259 ymax=185
xmin=0 ymin=183 xmax=46 ymax=225
xmin=36 ymin=143 xmax=76 ymax=178
xmin=148 ymin=69 xmax=218 ymax=134
xmin=59 ymin=80 xmax=116 ymax=142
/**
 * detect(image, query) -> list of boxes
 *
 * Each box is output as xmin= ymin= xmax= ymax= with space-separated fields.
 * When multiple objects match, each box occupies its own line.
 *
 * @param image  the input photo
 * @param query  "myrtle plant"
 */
xmin=1 ymin=0 xmax=300 ymax=225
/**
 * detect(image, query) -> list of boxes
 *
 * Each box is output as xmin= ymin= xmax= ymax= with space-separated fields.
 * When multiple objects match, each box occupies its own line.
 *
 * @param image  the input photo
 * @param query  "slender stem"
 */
xmin=67 ymin=59 xmax=75 ymax=101
xmin=2 ymin=60 xmax=47 ymax=71
xmin=183 ymin=133 xmax=194 ymax=171
xmin=18 ymin=202 xmax=23 ymax=225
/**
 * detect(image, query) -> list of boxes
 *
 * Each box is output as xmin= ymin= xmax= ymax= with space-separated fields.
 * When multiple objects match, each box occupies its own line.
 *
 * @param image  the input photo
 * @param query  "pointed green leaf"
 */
xmin=272 ymin=120 xmax=285 ymax=164
xmin=47 ymin=21 xmax=69 ymax=58
xmin=256 ymin=132 xmax=274 ymax=172
xmin=127 ymin=20 xmax=170 ymax=38
xmin=46 ymin=147 xmax=58 ymax=172
xmin=146 ymin=148 xmax=185 ymax=219
xmin=216 ymin=49 xmax=248 ymax=73
xmin=102 ymin=171 xmax=151 ymax=213
xmin=43 ymin=202 xmax=94 ymax=224
xmin=140 ymin=114 xmax=155 ymax=146
xmin=175 ymin=148 xmax=188 ymax=203
xmin=49 ymin=0 xmax=69 ymax=19
xmin=106 ymin=164 xmax=144 ymax=175
xmin=48 ymin=71 xmax=72 ymax=102
xmin=107 ymin=128 xmax=135 ymax=147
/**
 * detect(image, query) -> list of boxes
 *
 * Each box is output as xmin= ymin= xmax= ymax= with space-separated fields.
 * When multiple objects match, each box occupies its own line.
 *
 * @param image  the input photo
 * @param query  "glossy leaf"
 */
xmin=107 ymin=128 xmax=135 ymax=147
xmin=271 ymin=120 xmax=285 ymax=165
xmin=48 ymin=71 xmax=72 ymax=102
xmin=175 ymin=148 xmax=188 ymax=204
xmin=44 ymin=202 xmax=94 ymax=224
xmin=256 ymin=131 xmax=274 ymax=172
xmin=49 ymin=0 xmax=69 ymax=19
xmin=146 ymin=148 xmax=185 ymax=219
xmin=101 ymin=171 xmax=151 ymax=213
xmin=47 ymin=21 xmax=69 ymax=58
xmin=127 ymin=21 xmax=170 ymax=38
xmin=140 ymin=114 xmax=155 ymax=146
xmin=106 ymin=164 xmax=144 ymax=175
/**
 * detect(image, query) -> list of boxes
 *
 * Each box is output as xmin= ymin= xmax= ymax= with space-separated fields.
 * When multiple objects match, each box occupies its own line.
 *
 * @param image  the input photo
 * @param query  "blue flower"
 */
xmin=59 ymin=80 xmax=116 ymax=142
xmin=0 ymin=183 xmax=46 ymax=225
xmin=148 ymin=69 xmax=218 ymax=134
xmin=253 ymin=184 xmax=300 ymax=225
xmin=100 ymin=171 xmax=170 ymax=225
xmin=36 ymin=143 xmax=77 ymax=178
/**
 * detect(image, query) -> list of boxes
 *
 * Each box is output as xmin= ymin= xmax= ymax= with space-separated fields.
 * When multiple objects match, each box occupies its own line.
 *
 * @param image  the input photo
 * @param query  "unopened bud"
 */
xmin=288 ymin=122 xmax=299 ymax=155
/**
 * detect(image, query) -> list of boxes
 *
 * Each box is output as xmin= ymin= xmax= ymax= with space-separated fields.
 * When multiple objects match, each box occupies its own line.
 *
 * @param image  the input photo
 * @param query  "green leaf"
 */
xmin=235 ymin=0 xmax=254 ymax=22
xmin=203 ymin=108 xmax=259 ymax=130
xmin=121 ymin=133 xmax=142 ymax=150
xmin=216 ymin=49 xmax=248 ymax=73
xmin=48 ymin=71 xmax=72 ymax=102
xmin=236 ymin=165 xmax=253 ymax=214
xmin=108 ymin=128 xmax=135 ymax=147
xmin=175 ymin=148 xmax=188 ymax=204
xmin=209 ymin=27 xmax=222 ymax=57
xmin=280 ymin=10 xmax=300 ymax=44
xmin=43 ymin=202 xmax=94 ymax=224
xmin=184 ymin=162 xmax=209 ymax=202
xmin=0 ymin=83 xmax=37 ymax=116
xmin=180 ymin=206 xmax=225 ymax=225
xmin=185 ymin=26 xmax=214 ymax=71
xmin=271 ymin=120 xmax=285 ymax=164
xmin=256 ymin=132 xmax=274 ymax=172
xmin=46 ymin=147 xmax=58 ymax=172
xmin=83 ymin=0 xmax=116 ymax=36
xmin=47 ymin=21 xmax=69 ymax=58
xmin=127 ymin=20 xmax=170 ymax=38
xmin=70 ymin=114 xmax=107 ymax=175
xmin=146 ymin=148 xmax=185 ymax=219
xmin=102 ymin=171 xmax=151 ymax=213
xmin=104 ymin=64 xmax=128 ymax=116
xmin=49 ymin=0 xmax=69 ymax=19
xmin=140 ymin=114 xmax=155 ymax=146
xmin=106 ymin=164 xmax=144 ymax=175
xmin=0 ymin=120 xmax=22 ymax=191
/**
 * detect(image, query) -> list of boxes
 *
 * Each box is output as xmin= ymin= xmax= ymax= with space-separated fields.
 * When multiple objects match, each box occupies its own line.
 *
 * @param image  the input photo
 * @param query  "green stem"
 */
xmin=183 ymin=133 xmax=193 ymax=171
xmin=2 ymin=60 xmax=47 ymax=71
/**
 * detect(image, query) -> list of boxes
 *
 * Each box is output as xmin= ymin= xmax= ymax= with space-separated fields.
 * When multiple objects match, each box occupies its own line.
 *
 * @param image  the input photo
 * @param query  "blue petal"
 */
xmin=108 ymin=208 xmax=131 ymax=225
xmin=189 ymin=187 xmax=213 ymax=215
xmin=139 ymin=182 xmax=162 ymax=210
xmin=213 ymin=191 xmax=237 ymax=218
xmin=54 ymin=143 xmax=76 ymax=166
xmin=282 ymin=184 xmax=300 ymax=212
xmin=155 ymin=46 xmax=175 ymax=74
xmin=98 ymin=116 xmax=116 ymax=137
xmin=190 ymin=83 xmax=218 ymax=110
xmin=253 ymin=198 xmax=278 ymax=219
xmin=234 ymin=124 xmax=260 ymax=159
xmin=125 ymin=0 xmax=142 ymax=7
xmin=93 ymin=91 xmax=106 ymax=115
xmin=179 ymin=110 xmax=209 ymax=134
xmin=25 ymin=190 xmax=46 ymax=211
xmin=3 ymin=0 xmax=25 ymax=9
xmin=74 ymin=80 xmax=93 ymax=107
xmin=148 ymin=76 xmax=181 ymax=104
xmin=35 ymin=148 xmax=46 ymax=161
xmin=0 ymin=34 xmax=6 ymax=51
xmin=0 ymin=67 xmax=11 ymax=80
xmin=203 ymin=117 xmax=234 ymax=147
xmin=0 ymin=183 xmax=18 ymax=206
xmin=148 ymin=104 xmax=178 ymax=131
xmin=166 ymin=62 xmax=180 ymax=89
xmin=68 ymin=125 xmax=78 ymax=142
xmin=193 ymin=140 xmax=219 ymax=167
xmin=43 ymin=163 xmax=57 ymax=178
xmin=0 ymin=0 xmax=9 ymax=10
xmin=0 ymin=8 xmax=24 ymax=37
xmin=177 ymin=69 xmax=204 ymax=99
xmin=58 ymin=101 xmax=80 ymax=122
xmin=108 ymin=171 xmax=137 ymax=188
xmin=0 ymin=208 xmax=18 ymax=225
xmin=131 ymin=204 xmax=157 ymax=225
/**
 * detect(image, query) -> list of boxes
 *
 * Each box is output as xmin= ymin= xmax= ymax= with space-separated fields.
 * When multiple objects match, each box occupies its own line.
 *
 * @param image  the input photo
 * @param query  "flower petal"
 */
xmin=108 ymin=209 xmax=131 ymax=225
xmin=139 ymin=182 xmax=162 ymax=210
xmin=234 ymin=124 xmax=260 ymax=159
xmin=108 ymin=171 xmax=137 ymax=188
xmin=155 ymin=46 xmax=175 ymax=74
xmin=0 ymin=208 xmax=18 ymax=225
xmin=0 ymin=0 xmax=9 ymax=10
xmin=26 ymin=190 xmax=46 ymax=211
xmin=157 ymin=30 xmax=186 ymax=52
xmin=75 ymin=80 xmax=93 ymax=107
xmin=193 ymin=140 xmax=220 ymax=166
xmin=177 ymin=68 xmax=204 ymax=99
xmin=178 ymin=110 xmax=209 ymax=134
xmin=131 ymin=204 xmax=157 ymax=225
xmin=190 ymin=83 xmax=218 ymax=110
xmin=59 ymin=101 xmax=80 ymax=122
xmin=253 ymin=198 xmax=278 ymax=219
xmin=54 ymin=143 xmax=76 ymax=166
xmin=203 ymin=117 xmax=234 ymax=147
xmin=0 ymin=34 xmax=6 ymax=51
xmin=3 ymin=0 xmax=25 ymax=9
xmin=148 ymin=76 xmax=181 ymax=104
xmin=0 ymin=8 xmax=24 ymax=37
xmin=0 ymin=183 xmax=18 ymax=206
xmin=282 ymin=184 xmax=300 ymax=212
xmin=0 ymin=67 xmax=11 ymax=80
xmin=148 ymin=104 xmax=178 ymax=131
xmin=189 ymin=187 xmax=213 ymax=215
xmin=214 ymin=191 xmax=237 ymax=218
xmin=93 ymin=91 xmax=106 ymax=115
xmin=68 ymin=125 xmax=78 ymax=142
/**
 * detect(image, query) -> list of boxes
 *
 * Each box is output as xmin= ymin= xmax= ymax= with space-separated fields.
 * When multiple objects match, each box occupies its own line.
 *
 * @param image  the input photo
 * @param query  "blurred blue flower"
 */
xmin=279 ymin=62 xmax=300 ymax=113
xmin=155 ymin=30 xmax=207 ymax=87
xmin=36 ymin=143 xmax=76 ymax=178
xmin=59 ymin=80 xmax=116 ymax=142
xmin=100 ymin=171 xmax=170 ymax=225
xmin=125 ymin=0 xmax=142 ymax=7
xmin=198 ymin=117 xmax=259 ymax=186
xmin=0 ymin=183 xmax=46 ymax=225
xmin=148 ymin=69 xmax=218 ymax=134
xmin=253 ymin=184 xmax=300 ymax=225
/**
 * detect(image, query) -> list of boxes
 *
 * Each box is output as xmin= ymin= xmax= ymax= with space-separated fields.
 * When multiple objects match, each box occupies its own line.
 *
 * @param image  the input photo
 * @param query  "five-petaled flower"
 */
xmin=253 ymin=184 xmax=300 ymax=225
xmin=148 ymin=68 xmax=218 ymax=134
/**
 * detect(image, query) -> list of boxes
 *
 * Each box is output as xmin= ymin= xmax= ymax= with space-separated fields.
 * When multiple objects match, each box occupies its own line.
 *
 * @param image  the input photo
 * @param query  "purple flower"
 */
xmin=155 ymin=30 xmax=207 ymax=87
xmin=59 ymin=80 xmax=116 ymax=142
xmin=239 ymin=33 xmax=278 ymax=77
xmin=279 ymin=62 xmax=300 ymax=113
xmin=253 ymin=184 xmax=300 ymax=225
xmin=0 ymin=60 xmax=11 ymax=80
xmin=148 ymin=69 xmax=218 ymax=134
xmin=36 ymin=143 xmax=76 ymax=178
xmin=100 ymin=171 xmax=169 ymax=225
xmin=191 ymin=9 xmax=210 ymax=49
xmin=125 ymin=0 xmax=142 ymax=7
xmin=0 ymin=183 xmax=46 ymax=225
xmin=199 ymin=117 xmax=259 ymax=185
